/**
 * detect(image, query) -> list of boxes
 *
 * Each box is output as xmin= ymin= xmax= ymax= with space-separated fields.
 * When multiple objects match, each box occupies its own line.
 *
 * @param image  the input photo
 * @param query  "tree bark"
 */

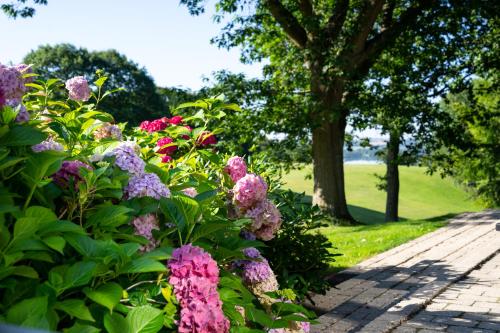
xmin=385 ymin=130 xmax=400 ymax=222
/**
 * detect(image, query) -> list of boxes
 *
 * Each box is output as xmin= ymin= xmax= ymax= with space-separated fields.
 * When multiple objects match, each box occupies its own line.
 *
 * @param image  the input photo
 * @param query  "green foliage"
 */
xmin=1 ymin=0 xmax=47 ymax=18
xmin=0 ymin=70 xmax=315 ymax=332
xmin=264 ymin=190 xmax=338 ymax=299
xmin=23 ymin=44 xmax=167 ymax=124
xmin=433 ymin=77 xmax=500 ymax=206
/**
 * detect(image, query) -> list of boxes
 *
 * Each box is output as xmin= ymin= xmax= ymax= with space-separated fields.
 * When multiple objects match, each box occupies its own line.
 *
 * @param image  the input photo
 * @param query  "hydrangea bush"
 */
xmin=0 ymin=64 xmax=316 ymax=332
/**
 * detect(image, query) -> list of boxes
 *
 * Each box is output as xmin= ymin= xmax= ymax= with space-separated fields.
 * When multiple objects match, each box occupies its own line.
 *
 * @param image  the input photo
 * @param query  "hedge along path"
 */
xmin=307 ymin=210 xmax=500 ymax=333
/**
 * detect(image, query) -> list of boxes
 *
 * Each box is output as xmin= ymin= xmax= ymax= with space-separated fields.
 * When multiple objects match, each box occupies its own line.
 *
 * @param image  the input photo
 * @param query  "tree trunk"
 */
xmin=312 ymin=118 xmax=353 ymax=221
xmin=385 ymin=130 xmax=400 ymax=222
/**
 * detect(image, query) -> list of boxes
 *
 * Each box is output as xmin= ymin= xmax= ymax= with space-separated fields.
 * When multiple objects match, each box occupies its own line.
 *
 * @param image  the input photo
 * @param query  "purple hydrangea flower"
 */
xmin=131 ymin=214 xmax=160 ymax=252
xmin=125 ymin=172 xmax=170 ymax=200
xmin=109 ymin=144 xmax=145 ymax=175
xmin=52 ymin=160 xmax=92 ymax=189
xmin=15 ymin=64 xmax=34 ymax=84
xmin=0 ymin=64 xmax=25 ymax=101
xmin=233 ymin=174 xmax=268 ymax=210
xmin=32 ymin=137 xmax=64 ymax=153
xmin=65 ymin=76 xmax=91 ymax=101
xmin=14 ymin=104 xmax=30 ymax=123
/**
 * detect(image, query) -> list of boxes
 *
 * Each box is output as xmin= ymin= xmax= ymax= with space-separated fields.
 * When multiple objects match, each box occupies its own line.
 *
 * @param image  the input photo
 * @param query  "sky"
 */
xmin=0 ymin=0 xmax=263 ymax=90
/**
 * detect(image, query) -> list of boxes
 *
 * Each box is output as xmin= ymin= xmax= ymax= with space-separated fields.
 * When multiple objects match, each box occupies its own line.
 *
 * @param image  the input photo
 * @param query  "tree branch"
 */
xmin=382 ymin=0 xmax=395 ymax=30
xmin=358 ymin=0 xmax=437 ymax=71
xmin=299 ymin=0 xmax=313 ymax=19
xmin=265 ymin=0 xmax=308 ymax=48
xmin=325 ymin=0 xmax=350 ymax=44
xmin=349 ymin=0 xmax=385 ymax=52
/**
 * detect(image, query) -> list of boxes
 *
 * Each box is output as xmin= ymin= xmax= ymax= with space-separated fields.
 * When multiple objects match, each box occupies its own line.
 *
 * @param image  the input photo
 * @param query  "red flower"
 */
xmin=182 ymin=125 xmax=192 ymax=140
xmin=197 ymin=131 xmax=217 ymax=146
xmin=157 ymin=137 xmax=177 ymax=155
xmin=169 ymin=116 xmax=183 ymax=125
xmin=161 ymin=155 xmax=173 ymax=163
xmin=140 ymin=119 xmax=168 ymax=133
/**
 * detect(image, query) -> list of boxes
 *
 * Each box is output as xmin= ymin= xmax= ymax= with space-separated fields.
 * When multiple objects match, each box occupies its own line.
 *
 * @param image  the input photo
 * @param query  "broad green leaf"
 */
xmin=104 ymin=312 xmax=129 ymax=333
xmin=25 ymin=206 xmax=57 ymax=222
xmin=6 ymin=296 xmax=50 ymax=330
xmin=120 ymin=258 xmax=166 ymax=274
xmin=126 ymin=305 xmax=163 ymax=333
xmin=84 ymin=282 xmax=122 ymax=313
xmin=141 ymin=247 xmax=173 ymax=261
xmin=63 ymin=261 xmax=97 ymax=289
xmin=63 ymin=322 xmax=100 ymax=333
xmin=87 ymin=205 xmax=133 ymax=228
xmin=43 ymin=236 xmax=66 ymax=254
xmin=1 ymin=126 xmax=47 ymax=146
xmin=0 ymin=156 xmax=27 ymax=172
xmin=190 ymin=222 xmax=233 ymax=242
xmin=54 ymin=299 xmax=95 ymax=322
xmin=12 ymin=265 xmax=39 ymax=279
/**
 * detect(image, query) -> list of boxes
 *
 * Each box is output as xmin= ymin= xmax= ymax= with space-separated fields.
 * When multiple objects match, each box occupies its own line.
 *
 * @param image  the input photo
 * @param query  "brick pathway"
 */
xmin=308 ymin=210 xmax=500 ymax=333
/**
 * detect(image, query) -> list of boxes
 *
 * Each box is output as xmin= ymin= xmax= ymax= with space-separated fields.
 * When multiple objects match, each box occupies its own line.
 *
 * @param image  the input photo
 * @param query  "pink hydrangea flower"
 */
xmin=65 ymin=76 xmax=91 ymax=101
xmin=125 ymin=173 xmax=170 ymax=199
xmin=224 ymin=156 xmax=247 ymax=182
xmin=52 ymin=160 xmax=92 ymax=189
xmin=168 ymin=244 xmax=230 ymax=333
xmin=233 ymin=174 xmax=268 ymax=210
xmin=131 ymin=214 xmax=159 ymax=252
xmin=139 ymin=118 xmax=168 ymax=132
xmin=245 ymin=200 xmax=282 ymax=241
xmin=93 ymin=123 xmax=122 ymax=140
xmin=169 ymin=115 xmax=183 ymax=125
xmin=157 ymin=137 xmax=177 ymax=155
xmin=182 ymin=187 xmax=198 ymax=198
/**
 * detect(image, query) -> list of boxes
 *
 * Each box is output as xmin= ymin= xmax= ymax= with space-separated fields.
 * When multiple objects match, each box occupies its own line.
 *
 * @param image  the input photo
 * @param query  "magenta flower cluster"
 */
xmin=110 ymin=145 xmax=146 ymax=175
xmin=168 ymin=244 xmax=230 ymax=333
xmin=32 ymin=137 xmax=64 ymax=153
xmin=52 ymin=160 xmax=92 ymax=189
xmin=125 ymin=172 xmax=170 ymax=200
xmin=65 ymin=76 xmax=91 ymax=101
xmin=131 ymin=214 xmax=160 ymax=252
xmin=224 ymin=156 xmax=247 ymax=182
xmin=139 ymin=118 xmax=168 ymax=132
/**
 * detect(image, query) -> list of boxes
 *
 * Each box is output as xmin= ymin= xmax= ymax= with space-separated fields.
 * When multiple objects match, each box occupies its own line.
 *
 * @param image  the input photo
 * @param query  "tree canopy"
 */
xmin=24 ymin=44 xmax=167 ymax=124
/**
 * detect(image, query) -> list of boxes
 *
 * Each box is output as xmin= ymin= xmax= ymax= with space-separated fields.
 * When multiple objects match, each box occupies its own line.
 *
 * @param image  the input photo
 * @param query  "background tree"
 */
xmin=181 ymin=0 xmax=497 ymax=221
xmin=1 ymin=0 xmax=47 ymax=18
xmin=24 ymin=44 xmax=167 ymax=124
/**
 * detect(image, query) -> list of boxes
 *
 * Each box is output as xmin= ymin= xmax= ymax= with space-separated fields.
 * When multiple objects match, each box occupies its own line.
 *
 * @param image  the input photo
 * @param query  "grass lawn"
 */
xmin=282 ymin=164 xmax=483 ymax=272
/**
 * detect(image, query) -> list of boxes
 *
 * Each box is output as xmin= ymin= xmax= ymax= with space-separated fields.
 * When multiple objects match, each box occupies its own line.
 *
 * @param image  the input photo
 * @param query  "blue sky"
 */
xmin=0 ymin=0 xmax=263 ymax=90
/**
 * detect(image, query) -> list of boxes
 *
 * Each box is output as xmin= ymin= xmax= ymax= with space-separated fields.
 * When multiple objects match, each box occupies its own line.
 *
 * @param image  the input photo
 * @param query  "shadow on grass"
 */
xmin=293 ymin=191 xmax=458 ymax=226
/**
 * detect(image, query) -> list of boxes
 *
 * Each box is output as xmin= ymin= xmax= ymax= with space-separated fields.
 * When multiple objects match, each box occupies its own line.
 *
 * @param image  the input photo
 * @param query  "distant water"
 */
xmin=344 ymin=160 xmax=383 ymax=165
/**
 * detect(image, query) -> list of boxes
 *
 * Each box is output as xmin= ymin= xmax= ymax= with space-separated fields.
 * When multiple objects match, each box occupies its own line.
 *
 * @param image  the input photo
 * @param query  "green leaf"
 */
xmin=126 ymin=305 xmax=163 ymax=333
xmin=25 ymin=206 xmax=58 ymax=222
xmin=120 ymin=258 xmax=166 ymax=274
xmin=6 ymin=296 xmax=50 ymax=330
xmin=54 ymin=299 xmax=95 ymax=322
xmin=159 ymin=196 xmax=200 ymax=232
xmin=0 ymin=156 xmax=27 ymax=172
xmin=84 ymin=282 xmax=123 ymax=313
xmin=63 ymin=322 xmax=100 ymax=333
xmin=12 ymin=265 xmax=39 ymax=279
xmin=1 ymin=126 xmax=47 ymax=146
xmin=141 ymin=247 xmax=173 ymax=261
xmin=63 ymin=261 xmax=97 ymax=289
xmin=94 ymin=76 xmax=108 ymax=88
xmin=87 ymin=205 xmax=133 ymax=228
xmin=39 ymin=220 xmax=87 ymax=236
xmin=190 ymin=222 xmax=234 ymax=242
xmin=43 ymin=236 xmax=66 ymax=254
xmin=104 ymin=312 xmax=129 ymax=333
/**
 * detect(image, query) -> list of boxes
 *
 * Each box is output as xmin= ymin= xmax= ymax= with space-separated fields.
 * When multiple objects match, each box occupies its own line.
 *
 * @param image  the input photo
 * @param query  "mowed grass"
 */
xmin=282 ymin=164 xmax=483 ymax=272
